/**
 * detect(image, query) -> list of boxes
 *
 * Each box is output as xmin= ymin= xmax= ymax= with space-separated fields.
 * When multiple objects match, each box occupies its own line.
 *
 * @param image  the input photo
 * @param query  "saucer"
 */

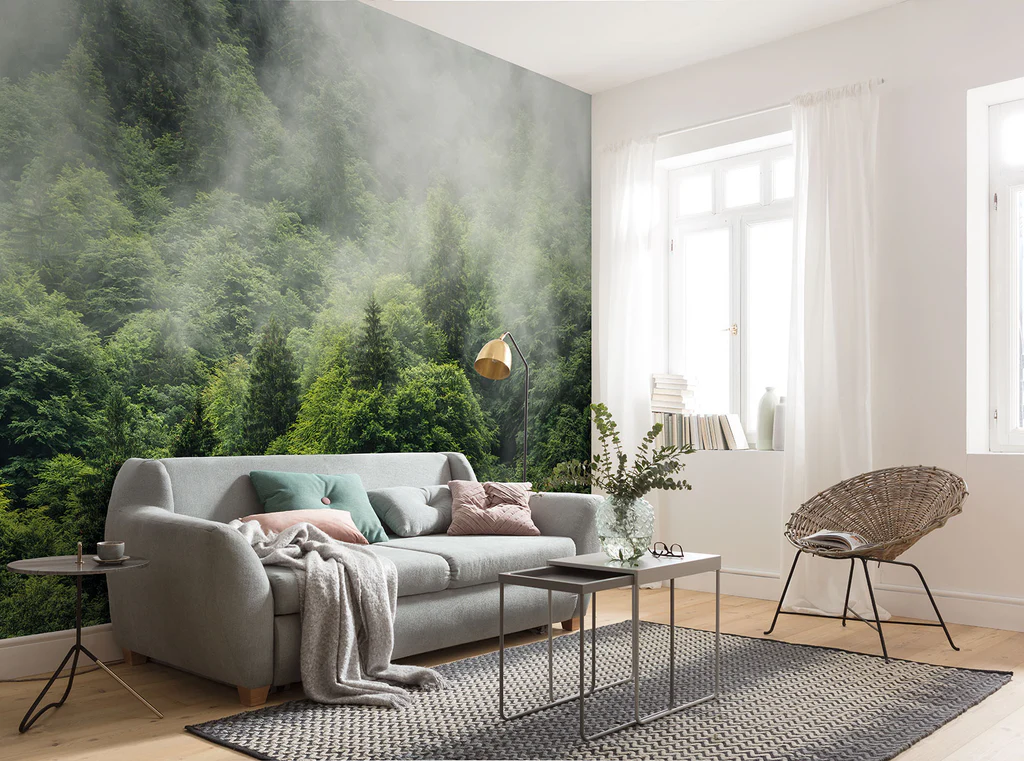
xmin=92 ymin=555 xmax=131 ymax=565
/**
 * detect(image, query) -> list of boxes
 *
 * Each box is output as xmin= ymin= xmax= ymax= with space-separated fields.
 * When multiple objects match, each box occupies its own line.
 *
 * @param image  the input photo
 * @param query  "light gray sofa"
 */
xmin=105 ymin=452 xmax=599 ymax=705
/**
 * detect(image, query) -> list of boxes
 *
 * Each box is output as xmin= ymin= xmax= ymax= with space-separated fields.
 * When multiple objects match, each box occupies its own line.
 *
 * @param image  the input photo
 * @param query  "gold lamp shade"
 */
xmin=474 ymin=338 xmax=512 ymax=380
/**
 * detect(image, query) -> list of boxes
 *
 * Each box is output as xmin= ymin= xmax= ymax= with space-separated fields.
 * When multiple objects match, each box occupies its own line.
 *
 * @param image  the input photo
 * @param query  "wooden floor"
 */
xmin=3 ymin=588 xmax=1024 ymax=761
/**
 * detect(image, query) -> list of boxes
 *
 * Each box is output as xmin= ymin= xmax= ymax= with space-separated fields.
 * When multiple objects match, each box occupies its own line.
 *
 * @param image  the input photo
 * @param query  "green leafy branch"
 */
xmin=587 ymin=403 xmax=692 ymax=502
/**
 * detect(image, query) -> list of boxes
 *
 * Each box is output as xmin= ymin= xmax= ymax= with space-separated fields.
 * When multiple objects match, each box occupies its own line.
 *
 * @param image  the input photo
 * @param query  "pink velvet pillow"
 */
xmin=447 ymin=480 xmax=539 ymax=536
xmin=241 ymin=509 xmax=368 ymax=544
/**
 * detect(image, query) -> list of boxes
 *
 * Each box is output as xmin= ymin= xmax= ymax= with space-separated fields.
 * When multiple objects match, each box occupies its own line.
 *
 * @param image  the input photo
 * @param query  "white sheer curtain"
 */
xmin=781 ymin=81 xmax=888 ymax=618
xmin=594 ymin=138 xmax=657 ymax=453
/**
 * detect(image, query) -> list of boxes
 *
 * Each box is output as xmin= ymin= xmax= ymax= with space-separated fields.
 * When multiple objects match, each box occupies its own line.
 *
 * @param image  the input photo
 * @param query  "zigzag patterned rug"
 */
xmin=187 ymin=620 xmax=1011 ymax=760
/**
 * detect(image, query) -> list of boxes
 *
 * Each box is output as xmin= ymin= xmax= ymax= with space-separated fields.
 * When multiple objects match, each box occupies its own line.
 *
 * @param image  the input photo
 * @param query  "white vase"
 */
xmin=757 ymin=387 xmax=779 ymax=450
xmin=773 ymin=396 xmax=786 ymax=451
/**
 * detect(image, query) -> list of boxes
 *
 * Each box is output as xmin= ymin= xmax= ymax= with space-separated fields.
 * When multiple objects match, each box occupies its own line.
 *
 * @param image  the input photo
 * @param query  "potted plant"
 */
xmin=587 ymin=403 xmax=691 ymax=565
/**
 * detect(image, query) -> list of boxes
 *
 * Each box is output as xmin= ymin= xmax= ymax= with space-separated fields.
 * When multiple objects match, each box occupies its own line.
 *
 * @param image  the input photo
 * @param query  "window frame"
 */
xmin=989 ymin=99 xmax=1024 ymax=452
xmin=667 ymin=144 xmax=794 ymax=437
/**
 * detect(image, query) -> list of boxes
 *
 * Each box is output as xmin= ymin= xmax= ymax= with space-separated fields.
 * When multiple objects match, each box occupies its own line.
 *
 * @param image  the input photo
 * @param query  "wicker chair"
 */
xmin=764 ymin=466 xmax=968 ymax=661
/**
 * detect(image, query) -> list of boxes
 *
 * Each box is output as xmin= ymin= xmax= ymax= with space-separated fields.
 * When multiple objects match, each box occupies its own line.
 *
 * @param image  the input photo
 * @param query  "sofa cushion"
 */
xmin=447 ymin=480 xmax=539 ymax=536
xmin=265 ymin=544 xmax=451 ymax=615
xmin=384 ymin=534 xmax=575 ymax=589
xmin=249 ymin=470 xmax=388 ymax=543
xmin=240 ymin=509 xmax=368 ymax=544
xmin=368 ymin=485 xmax=452 ymax=537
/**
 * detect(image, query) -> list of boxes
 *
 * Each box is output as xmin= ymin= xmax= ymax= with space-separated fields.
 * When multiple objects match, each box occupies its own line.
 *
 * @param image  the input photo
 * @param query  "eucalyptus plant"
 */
xmin=588 ymin=403 xmax=691 ymax=502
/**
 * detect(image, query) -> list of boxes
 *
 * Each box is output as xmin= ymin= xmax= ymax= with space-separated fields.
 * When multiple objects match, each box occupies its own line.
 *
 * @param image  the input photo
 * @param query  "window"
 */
xmin=667 ymin=145 xmax=794 ymax=436
xmin=990 ymin=99 xmax=1024 ymax=451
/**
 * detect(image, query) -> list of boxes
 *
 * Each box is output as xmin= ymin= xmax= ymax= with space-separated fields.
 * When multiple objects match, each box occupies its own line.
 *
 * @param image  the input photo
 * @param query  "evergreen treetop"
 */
xmin=243 ymin=318 xmax=300 ymax=455
xmin=352 ymin=295 xmax=399 ymax=391
xmin=172 ymin=391 xmax=216 ymax=457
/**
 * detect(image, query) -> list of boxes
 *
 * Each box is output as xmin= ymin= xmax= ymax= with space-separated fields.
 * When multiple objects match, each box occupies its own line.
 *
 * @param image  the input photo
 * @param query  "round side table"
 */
xmin=6 ymin=555 xmax=164 ymax=732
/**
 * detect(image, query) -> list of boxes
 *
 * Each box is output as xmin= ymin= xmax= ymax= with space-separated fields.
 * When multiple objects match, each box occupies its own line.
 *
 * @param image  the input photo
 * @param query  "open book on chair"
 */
xmin=801 ymin=530 xmax=868 ymax=551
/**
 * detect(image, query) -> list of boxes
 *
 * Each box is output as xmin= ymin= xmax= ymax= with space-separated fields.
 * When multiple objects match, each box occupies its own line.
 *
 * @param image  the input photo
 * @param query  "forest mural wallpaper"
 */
xmin=0 ymin=0 xmax=591 ymax=638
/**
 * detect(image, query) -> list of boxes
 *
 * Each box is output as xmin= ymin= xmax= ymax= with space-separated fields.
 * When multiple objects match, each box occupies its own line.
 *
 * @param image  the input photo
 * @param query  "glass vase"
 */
xmin=596 ymin=496 xmax=654 ymax=566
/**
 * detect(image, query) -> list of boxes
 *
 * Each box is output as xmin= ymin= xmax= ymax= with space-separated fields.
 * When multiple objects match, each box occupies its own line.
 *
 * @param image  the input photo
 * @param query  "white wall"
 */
xmin=593 ymin=0 xmax=1024 ymax=630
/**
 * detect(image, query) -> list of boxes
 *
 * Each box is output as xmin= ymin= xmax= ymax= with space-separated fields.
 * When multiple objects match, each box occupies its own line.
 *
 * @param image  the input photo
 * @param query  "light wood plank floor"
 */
xmin=2 ymin=589 xmax=1023 ymax=761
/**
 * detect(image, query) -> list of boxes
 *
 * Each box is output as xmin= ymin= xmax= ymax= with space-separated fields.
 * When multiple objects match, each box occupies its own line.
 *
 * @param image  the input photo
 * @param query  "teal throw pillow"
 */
xmin=248 ymin=471 xmax=388 ymax=544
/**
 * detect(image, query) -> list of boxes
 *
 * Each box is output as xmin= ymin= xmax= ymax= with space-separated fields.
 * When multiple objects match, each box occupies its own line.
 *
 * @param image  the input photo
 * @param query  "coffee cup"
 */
xmin=97 ymin=541 xmax=125 ymax=561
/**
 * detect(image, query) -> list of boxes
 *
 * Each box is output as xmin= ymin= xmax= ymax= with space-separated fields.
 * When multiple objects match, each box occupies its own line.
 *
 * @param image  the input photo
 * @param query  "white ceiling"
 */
xmin=365 ymin=0 xmax=905 ymax=94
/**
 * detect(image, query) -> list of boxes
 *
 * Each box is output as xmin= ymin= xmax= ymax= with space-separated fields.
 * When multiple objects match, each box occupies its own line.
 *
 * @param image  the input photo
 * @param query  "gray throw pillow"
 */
xmin=367 ymin=485 xmax=452 ymax=537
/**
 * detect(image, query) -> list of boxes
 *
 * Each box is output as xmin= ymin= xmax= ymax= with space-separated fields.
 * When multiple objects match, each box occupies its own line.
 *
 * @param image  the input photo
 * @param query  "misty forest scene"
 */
xmin=0 ymin=0 xmax=591 ymax=638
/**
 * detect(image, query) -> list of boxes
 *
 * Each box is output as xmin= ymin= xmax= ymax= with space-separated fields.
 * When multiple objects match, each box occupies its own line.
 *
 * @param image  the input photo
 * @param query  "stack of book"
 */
xmin=650 ymin=374 xmax=694 ymax=414
xmin=654 ymin=412 xmax=749 ymax=451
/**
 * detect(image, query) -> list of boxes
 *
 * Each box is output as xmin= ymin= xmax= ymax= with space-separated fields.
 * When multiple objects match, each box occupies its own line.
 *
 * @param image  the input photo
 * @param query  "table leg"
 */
xmin=632 ymin=580 xmax=640 ymax=724
xmin=81 ymin=645 xmax=162 ymax=718
xmin=715 ymin=569 xmax=721 ymax=698
xmin=19 ymin=576 xmax=163 ymax=732
xmin=669 ymin=577 xmax=676 ymax=707
xmin=19 ymin=643 xmax=79 ymax=733
xmin=498 ymin=581 xmax=505 ymax=718
xmin=19 ymin=577 xmax=84 ymax=733
xmin=578 ymin=592 xmax=585 ymax=739
xmin=591 ymin=592 xmax=597 ymax=694
xmin=637 ymin=570 xmax=720 ymax=726
xmin=547 ymin=590 xmax=554 ymax=703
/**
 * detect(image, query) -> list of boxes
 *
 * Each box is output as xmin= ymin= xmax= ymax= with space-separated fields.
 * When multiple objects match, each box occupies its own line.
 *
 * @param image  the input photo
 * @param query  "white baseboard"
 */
xmin=0 ymin=624 xmax=121 ymax=680
xmin=672 ymin=566 xmax=782 ymax=601
xmin=670 ymin=567 xmax=1024 ymax=632
xmin=876 ymin=583 xmax=1024 ymax=632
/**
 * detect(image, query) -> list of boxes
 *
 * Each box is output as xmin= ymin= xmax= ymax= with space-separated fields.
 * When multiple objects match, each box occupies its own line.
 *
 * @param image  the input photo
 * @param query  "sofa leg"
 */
xmin=561 ymin=618 xmax=578 ymax=632
xmin=238 ymin=685 xmax=271 ymax=707
xmin=122 ymin=649 xmax=148 ymax=666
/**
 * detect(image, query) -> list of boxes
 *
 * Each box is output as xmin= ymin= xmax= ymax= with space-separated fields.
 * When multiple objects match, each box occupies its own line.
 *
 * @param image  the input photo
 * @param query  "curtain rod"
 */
xmin=657 ymin=78 xmax=886 ymax=141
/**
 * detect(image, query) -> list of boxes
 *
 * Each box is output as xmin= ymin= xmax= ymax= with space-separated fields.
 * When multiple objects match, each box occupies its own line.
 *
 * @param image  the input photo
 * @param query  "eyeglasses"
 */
xmin=650 ymin=542 xmax=684 ymax=558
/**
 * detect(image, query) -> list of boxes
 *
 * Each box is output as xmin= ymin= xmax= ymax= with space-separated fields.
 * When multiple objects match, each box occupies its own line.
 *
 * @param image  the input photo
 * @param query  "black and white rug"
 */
xmin=187 ymin=621 xmax=1011 ymax=760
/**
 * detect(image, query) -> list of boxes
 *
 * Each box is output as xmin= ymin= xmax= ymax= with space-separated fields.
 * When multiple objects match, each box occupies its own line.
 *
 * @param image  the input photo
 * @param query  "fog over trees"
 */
xmin=0 ymin=0 xmax=591 ymax=637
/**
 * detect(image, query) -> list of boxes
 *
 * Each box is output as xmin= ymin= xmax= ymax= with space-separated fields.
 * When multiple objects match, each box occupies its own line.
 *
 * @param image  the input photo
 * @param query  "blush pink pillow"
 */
xmin=447 ymin=480 xmax=539 ymax=536
xmin=241 ymin=509 xmax=368 ymax=545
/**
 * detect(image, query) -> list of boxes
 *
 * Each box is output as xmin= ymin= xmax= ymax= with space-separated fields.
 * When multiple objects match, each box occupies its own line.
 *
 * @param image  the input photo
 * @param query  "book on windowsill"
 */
xmin=800 ymin=530 xmax=868 ymax=551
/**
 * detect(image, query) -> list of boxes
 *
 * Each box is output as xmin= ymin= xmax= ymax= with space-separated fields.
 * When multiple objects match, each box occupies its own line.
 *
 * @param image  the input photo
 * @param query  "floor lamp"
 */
xmin=474 ymin=332 xmax=528 ymax=482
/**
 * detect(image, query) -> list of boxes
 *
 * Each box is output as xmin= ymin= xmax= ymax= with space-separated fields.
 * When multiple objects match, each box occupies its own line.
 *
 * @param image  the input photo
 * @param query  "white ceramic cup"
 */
xmin=97 ymin=541 xmax=125 ymax=561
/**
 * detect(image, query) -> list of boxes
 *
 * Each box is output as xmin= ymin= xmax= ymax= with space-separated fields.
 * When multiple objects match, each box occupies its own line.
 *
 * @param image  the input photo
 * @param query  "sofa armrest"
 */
xmin=106 ymin=463 xmax=274 ymax=688
xmin=529 ymin=492 xmax=601 ymax=556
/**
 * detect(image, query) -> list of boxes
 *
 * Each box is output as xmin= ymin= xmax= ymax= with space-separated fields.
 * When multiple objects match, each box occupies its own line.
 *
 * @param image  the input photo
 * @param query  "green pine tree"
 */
xmin=172 ymin=391 xmax=217 ymax=457
xmin=423 ymin=185 xmax=471 ymax=363
xmin=243 ymin=319 xmax=300 ymax=455
xmin=102 ymin=387 xmax=142 ymax=463
xmin=352 ymin=296 xmax=399 ymax=391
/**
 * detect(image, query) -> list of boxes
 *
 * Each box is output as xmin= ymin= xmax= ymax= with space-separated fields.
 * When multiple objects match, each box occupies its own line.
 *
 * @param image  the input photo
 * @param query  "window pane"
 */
xmin=681 ymin=228 xmax=731 ymax=414
xmin=746 ymin=219 xmax=794 ymax=429
xmin=772 ymin=157 xmax=794 ymax=200
xmin=678 ymin=173 xmax=712 ymax=215
xmin=724 ymin=164 xmax=760 ymax=208
xmin=1002 ymin=113 xmax=1024 ymax=167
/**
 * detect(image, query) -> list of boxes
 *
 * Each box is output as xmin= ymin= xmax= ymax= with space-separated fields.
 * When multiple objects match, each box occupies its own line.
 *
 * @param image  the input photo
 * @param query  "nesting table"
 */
xmin=498 ymin=551 xmax=721 ymax=740
xmin=6 ymin=555 xmax=164 ymax=732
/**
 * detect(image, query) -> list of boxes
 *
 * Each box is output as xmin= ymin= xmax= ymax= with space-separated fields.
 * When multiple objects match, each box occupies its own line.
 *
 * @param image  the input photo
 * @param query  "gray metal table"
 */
xmin=498 ymin=551 xmax=721 ymax=741
xmin=7 ymin=555 xmax=164 ymax=732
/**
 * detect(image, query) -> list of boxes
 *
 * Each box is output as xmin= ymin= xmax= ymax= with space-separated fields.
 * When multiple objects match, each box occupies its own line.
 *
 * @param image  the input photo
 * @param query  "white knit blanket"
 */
xmin=231 ymin=519 xmax=446 ymax=707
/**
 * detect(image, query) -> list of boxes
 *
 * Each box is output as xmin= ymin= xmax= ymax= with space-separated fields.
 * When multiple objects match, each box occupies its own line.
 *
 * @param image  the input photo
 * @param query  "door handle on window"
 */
xmin=721 ymin=324 xmax=738 ymax=336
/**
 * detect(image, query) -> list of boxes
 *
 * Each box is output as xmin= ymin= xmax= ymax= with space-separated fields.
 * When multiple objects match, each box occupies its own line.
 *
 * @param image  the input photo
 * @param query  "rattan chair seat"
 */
xmin=784 ymin=466 xmax=968 ymax=562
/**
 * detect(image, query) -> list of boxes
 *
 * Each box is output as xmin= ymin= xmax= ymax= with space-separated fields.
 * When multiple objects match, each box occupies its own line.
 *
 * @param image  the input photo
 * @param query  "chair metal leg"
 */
xmin=861 ymin=558 xmax=889 ymax=662
xmin=882 ymin=558 xmax=960 ymax=652
xmin=841 ymin=558 xmax=855 ymax=627
xmin=765 ymin=549 xmax=802 ymax=635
